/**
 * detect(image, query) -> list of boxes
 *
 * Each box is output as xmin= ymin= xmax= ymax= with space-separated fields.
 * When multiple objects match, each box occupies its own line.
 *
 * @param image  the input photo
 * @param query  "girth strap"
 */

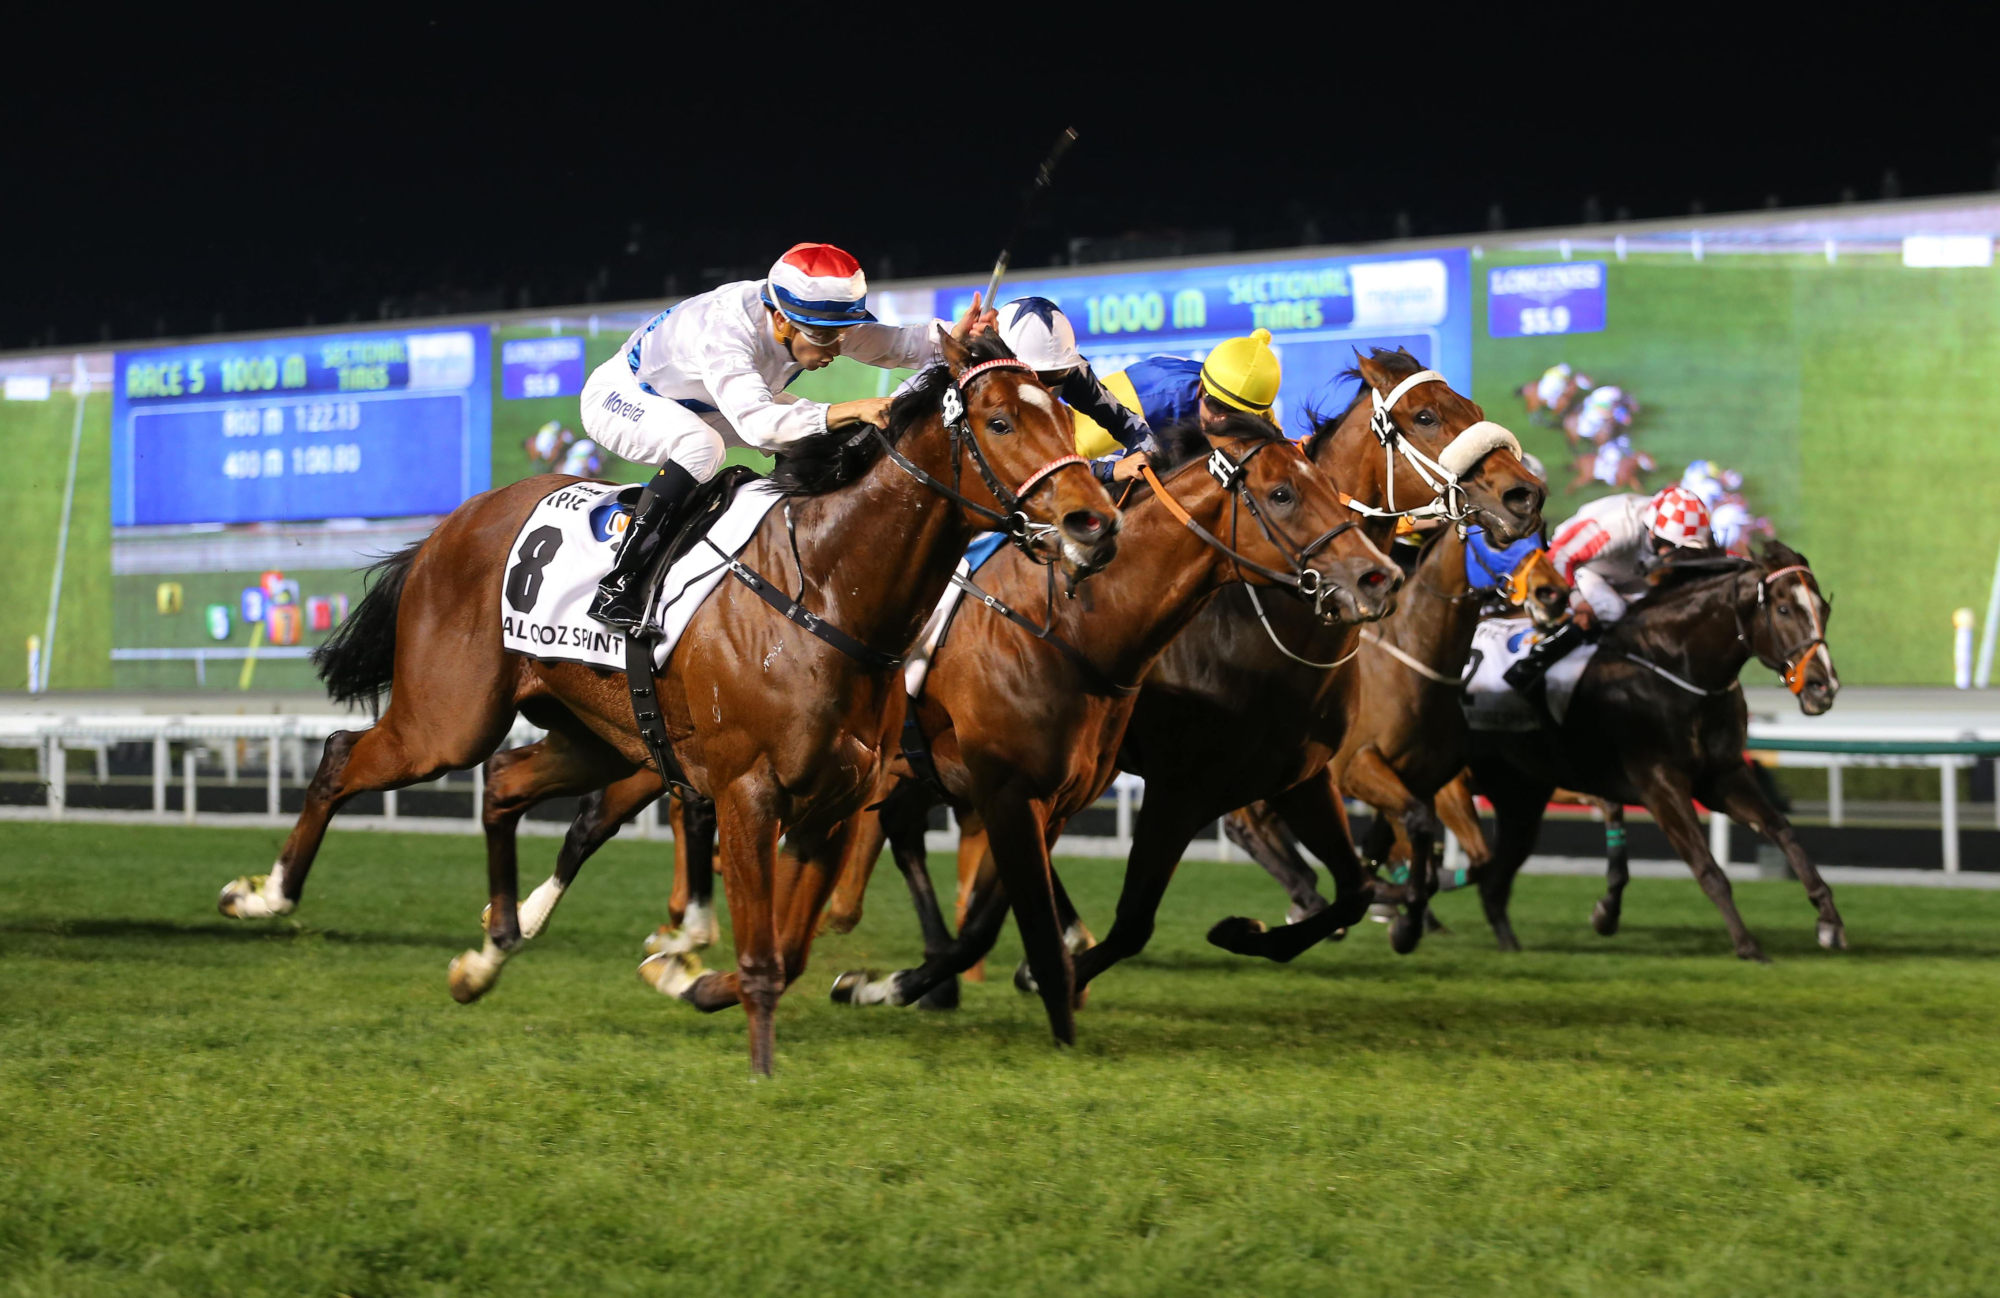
xmin=623 ymin=633 xmax=703 ymax=802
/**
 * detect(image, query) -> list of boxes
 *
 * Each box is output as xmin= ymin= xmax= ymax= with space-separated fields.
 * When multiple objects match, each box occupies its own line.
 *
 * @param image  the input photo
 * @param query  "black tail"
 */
xmin=312 ymin=540 xmax=424 ymax=713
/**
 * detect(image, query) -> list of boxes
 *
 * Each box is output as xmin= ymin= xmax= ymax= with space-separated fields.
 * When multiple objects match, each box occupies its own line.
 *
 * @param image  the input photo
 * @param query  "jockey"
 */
xmin=994 ymin=297 xmax=1155 ymax=483
xmin=1069 ymin=328 xmax=1285 ymax=476
xmin=1571 ymin=383 xmax=1636 ymax=444
xmin=1502 ymin=485 xmax=1713 ymax=693
xmin=579 ymin=242 xmax=987 ymax=632
xmin=1679 ymin=458 xmax=1743 ymax=511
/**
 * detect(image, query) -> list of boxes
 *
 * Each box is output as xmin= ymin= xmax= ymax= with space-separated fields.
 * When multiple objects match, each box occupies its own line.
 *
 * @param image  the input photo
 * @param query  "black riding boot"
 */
xmin=589 ymin=463 xmax=697 ymax=634
xmin=1502 ymin=616 xmax=1587 ymax=698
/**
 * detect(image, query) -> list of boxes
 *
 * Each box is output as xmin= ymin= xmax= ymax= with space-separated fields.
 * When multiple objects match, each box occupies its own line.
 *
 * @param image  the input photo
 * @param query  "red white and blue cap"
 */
xmin=760 ymin=242 xmax=875 ymax=327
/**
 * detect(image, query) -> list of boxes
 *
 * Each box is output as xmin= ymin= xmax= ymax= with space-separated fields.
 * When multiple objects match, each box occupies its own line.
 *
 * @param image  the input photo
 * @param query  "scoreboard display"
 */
xmin=937 ymin=249 xmax=1473 ymax=433
xmin=111 ymin=325 xmax=492 ymax=527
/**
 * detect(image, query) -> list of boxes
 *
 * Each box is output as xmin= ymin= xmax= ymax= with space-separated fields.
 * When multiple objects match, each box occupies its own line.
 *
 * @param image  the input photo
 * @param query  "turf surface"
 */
xmin=3 ymin=821 xmax=1997 ymax=1296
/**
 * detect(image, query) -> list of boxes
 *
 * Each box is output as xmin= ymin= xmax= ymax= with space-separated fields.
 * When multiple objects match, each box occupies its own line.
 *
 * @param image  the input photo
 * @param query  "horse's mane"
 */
xmin=1620 ymin=550 xmax=1751 ymax=616
xmin=1114 ymin=411 xmax=1291 ymax=508
xmin=766 ymin=331 xmax=1021 ymax=496
xmin=1301 ymin=346 xmax=1429 ymax=457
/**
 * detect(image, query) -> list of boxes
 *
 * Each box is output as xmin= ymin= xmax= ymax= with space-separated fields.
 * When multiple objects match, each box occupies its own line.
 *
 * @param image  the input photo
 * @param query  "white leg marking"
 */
xmin=851 ymin=974 xmax=906 ymax=1007
xmin=637 ymin=951 xmax=704 ymax=998
xmin=218 ymin=862 xmax=296 ymax=918
xmin=518 ymin=877 xmax=566 ymax=940
xmin=448 ymin=936 xmax=509 ymax=1001
xmin=682 ymin=899 xmax=718 ymax=949
xmin=1062 ymin=921 xmax=1095 ymax=955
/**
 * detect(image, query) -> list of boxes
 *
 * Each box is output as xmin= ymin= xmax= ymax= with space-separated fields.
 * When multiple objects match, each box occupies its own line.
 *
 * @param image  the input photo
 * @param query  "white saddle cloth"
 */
xmin=1461 ymin=616 xmax=1597 ymax=731
xmin=499 ymin=478 xmax=784 ymax=672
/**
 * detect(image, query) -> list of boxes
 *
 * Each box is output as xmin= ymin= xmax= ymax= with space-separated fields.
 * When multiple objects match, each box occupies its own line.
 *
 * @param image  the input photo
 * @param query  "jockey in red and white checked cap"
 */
xmin=1549 ymin=486 xmax=1712 ymax=625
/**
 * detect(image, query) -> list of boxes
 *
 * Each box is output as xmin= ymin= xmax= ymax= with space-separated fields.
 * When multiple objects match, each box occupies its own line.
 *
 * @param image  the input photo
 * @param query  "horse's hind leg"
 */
xmin=448 ymin=728 xmax=638 ymax=1003
xmin=1591 ymin=801 xmax=1631 ymax=937
xmin=1223 ymin=801 xmax=1327 ymax=922
xmin=219 ymin=696 xmax=513 ymax=918
xmin=1635 ymin=766 xmax=1768 ymax=962
xmin=531 ymin=767 xmax=662 ymax=940
xmin=1710 ymin=761 xmax=1845 ymax=950
xmin=1341 ymin=749 xmax=1440 ymax=956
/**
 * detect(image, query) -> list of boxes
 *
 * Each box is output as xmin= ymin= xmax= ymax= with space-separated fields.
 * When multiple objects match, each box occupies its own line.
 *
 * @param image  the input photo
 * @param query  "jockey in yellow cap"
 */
xmin=1071 ymin=328 xmax=1284 ymax=476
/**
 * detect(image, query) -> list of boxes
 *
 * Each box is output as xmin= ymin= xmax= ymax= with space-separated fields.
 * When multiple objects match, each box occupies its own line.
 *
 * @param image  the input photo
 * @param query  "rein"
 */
xmin=1756 ymin=563 xmax=1833 ymax=696
xmin=870 ymin=357 xmax=1089 ymax=559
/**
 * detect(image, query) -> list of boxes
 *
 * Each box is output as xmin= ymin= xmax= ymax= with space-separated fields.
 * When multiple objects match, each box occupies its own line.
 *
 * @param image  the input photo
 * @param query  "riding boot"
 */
xmin=589 ymin=462 xmax=698 ymax=634
xmin=1502 ymin=617 xmax=1586 ymax=698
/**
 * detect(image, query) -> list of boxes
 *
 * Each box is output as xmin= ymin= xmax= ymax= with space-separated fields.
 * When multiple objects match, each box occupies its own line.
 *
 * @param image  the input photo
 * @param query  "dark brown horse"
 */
xmin=819 ymin=414 xmax=1403 ymax=1022
xmin=1208 ymin=529 xmax=1570 ymax=959
xmin=819 ymin=351 xmax=1546 ymax=999
xmin=1465 ymin=541 xmax=1843 ymax=960
xmin=216 ymin=329 xmax=1120 ymax=1074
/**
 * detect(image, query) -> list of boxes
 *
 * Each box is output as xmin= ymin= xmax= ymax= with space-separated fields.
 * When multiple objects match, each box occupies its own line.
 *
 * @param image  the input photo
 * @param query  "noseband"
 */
xmin=1140 ymin=438 xmax=1358 ymax=618
xmin=1752 ymin=563 xmax=1833 ymax=695
xmin=1351 ymin=369 xmax=1523 ymax=524
xmin=870 ymin=357 xmax=1090 ymax=561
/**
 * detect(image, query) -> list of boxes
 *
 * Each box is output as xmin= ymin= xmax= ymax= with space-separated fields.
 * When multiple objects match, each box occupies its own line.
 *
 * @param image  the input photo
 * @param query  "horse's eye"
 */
xmin=1269 ymin=485 xmax=1295 ymax=505
xmin=986 ymin=416 xmax=1012 ymax=436
xmin=1777 ymin=604 xmax=1793 ymax=617
xmin=1415 ymin=409 xmax=1437 ymax=426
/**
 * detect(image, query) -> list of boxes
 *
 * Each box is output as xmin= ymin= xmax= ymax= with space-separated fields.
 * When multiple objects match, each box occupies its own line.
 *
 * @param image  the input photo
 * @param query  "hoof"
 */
xmin=1062 ymin=921 xmax=1096 ymax=956
xmin=916 ymin=977 xmax=960 ymax=1011
xmin=818 ymin=909 xmax=859 ymax=937
xmin=1284 ymin=901 xmax=1328 ymax=925
xmin=830 ymin=969 xmax=901 ymax=1007
xmin=447 ymin=945 xmax=504 ymax=1004
xmin=1817 ymin=921 xmax=1847 ymax=951
xmin=1591 ymin=898 xmax=1621 ymax=937
xmin=830 ymin=970 xmax=871 ymax=1004
xmin=637 ymin=950 xmax=705 ymax=998
xmin=217 ymin=872 xmax=294 ymax=919
xmin=1388 ymin=914 xmax=1423 ymax=956
xmin=1737 ymin=942 xmax=1772 ymax=964
xmin=1013 ymin=960 xmax=1038 ymax=995
xmin=643 ymin=925 xmax=698 ymax=958
xmin=1206 ymin=915 xmax=1268 ymax=956
xmin=1366 ymin=903 xmax=1397 ymax=925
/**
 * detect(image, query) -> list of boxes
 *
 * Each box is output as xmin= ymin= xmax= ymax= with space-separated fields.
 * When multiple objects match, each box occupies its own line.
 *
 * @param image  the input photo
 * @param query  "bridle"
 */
xmin=1349 ymin=369 xmax=1524 ymax=524
xmin=1139 ymin=437 xmax=1359 ymax=619
xmin=869 ymin=357 xmax=1091 ymax=562
xmin=1748 ymin=563 xmax=1834 ymax=696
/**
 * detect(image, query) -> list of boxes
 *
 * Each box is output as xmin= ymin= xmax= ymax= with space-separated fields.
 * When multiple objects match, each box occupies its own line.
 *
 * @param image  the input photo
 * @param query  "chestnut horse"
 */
xmin=1466 ymin=542 xmax=1843 ymax=961
xmin=820 ymin=413 xmax=1403 ymax=1020
xmin=216 ymin=329 xmax=1120 ymax=1074
xmin=1208 ymin=528 xmax=1570 ymax=960
xmin=819 ymin=351 xmax=1546 ymax=999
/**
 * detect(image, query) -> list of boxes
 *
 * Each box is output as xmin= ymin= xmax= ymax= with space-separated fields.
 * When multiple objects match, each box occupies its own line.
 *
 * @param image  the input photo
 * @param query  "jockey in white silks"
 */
xmin=1503 ymin=485 xmax=1713 ymax=694
xmin=578 ymin=242 xmax=987 ymax=632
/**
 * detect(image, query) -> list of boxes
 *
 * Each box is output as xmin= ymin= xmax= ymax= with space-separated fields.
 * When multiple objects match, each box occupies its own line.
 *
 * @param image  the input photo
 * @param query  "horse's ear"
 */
xmin=938 ymin=325 xmax=970 ymax=378
xmin=1354 ymin=348 xmax=1392 ymax=394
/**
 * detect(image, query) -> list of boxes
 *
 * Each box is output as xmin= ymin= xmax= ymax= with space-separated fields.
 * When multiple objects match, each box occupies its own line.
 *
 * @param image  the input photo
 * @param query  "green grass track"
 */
xmin=2 ymin=821 xmax=1997 ymax=1296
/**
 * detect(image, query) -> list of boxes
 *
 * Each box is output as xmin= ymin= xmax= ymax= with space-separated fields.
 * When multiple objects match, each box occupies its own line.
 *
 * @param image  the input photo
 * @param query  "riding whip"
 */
xmin=982 ymin=126 xmax=1079 ymax=308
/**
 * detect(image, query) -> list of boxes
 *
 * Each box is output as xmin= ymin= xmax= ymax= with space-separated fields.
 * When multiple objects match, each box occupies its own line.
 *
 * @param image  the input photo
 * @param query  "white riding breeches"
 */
xmin=579 ymin=354 xmax=730 ymax=481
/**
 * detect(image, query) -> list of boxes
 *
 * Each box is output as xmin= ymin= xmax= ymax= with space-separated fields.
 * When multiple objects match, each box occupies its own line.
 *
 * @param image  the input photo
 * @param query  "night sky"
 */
xmin=6 ymin=11 xmax=1994 ymax=350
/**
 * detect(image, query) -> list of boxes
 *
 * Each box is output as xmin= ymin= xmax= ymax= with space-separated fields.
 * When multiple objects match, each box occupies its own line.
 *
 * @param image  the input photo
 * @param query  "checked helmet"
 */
xmin=1645 ymin=485 xmax=1712 ymax=550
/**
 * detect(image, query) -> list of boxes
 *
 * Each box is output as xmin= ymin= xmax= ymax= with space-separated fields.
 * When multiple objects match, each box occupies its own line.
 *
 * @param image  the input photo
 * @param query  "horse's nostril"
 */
xmin=1503 ymin=486 xmax=1539 ymax=517
xmin=1064 ymin=509 xmax=1105 ymax=535
xmin=1361 ymin=570 xmax=1385 ymax=589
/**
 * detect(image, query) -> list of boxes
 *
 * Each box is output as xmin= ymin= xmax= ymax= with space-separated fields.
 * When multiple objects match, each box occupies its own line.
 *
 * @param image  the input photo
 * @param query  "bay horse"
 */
xmin=819 ymin=413 xmax=1403 ymax=1021
xmin=216 ymin=329 xmax=1121 ymax=1075
xmin=1206 ymin=529 xmax=1570 ymax=960
xmin=820 ymin=350 xmax=1546 ymax=999
xmin=1465 ymin=541 xmax=1842 ymax=961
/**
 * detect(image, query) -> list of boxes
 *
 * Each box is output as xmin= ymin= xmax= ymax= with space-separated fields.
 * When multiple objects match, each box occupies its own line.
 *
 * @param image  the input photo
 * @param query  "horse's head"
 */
xmin=1145 ymin=414 xmax=1401 ymax=623
xmin=938 ymin=329 xmax=1120 ymax=582
xmin=1742 ymin=541 xmax=1837 ymax=714
xmin=1467 ymin=526 xmax=1569 ymax=629
xmin=1311 ymin=349 xmax=1545 ymax=542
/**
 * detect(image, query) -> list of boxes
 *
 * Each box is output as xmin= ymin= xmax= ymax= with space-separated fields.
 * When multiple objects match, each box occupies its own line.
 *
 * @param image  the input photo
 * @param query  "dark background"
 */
xmin=5 ymin=10 xmax=1994 ymax=349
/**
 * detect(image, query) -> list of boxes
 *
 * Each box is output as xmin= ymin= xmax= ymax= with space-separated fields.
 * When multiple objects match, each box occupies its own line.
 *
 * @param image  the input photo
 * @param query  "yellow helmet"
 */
xmin=1200 ymin=328 xmax=1282 ymax=416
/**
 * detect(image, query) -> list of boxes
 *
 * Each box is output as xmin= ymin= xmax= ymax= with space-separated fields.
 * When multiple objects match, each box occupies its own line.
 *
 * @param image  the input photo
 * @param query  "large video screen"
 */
xmin=5 ymin=200 xmax=2000 ymax=691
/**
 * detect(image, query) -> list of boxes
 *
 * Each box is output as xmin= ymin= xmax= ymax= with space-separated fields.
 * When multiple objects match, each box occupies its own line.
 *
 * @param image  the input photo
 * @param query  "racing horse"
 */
xmin=822 ymin=350 xmax=1546 ymax=999
xmin=818 ymin=413 xmax=1403 ymax=1019
xmin=216 ymin=329 xmax=1122 ymax=1075
xmin=1465 ymin=541 xmax=1843 ymax=961
xmin=1205 ymin=529 xmax=1570 ymax=960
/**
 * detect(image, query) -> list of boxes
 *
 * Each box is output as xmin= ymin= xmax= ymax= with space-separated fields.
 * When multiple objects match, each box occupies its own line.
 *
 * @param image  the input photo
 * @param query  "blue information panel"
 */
xmin=938 ymin=249 xmax=1473 ymax=435
xmin=501 ymin=336 xmax=586 ymax=400
xmin=111 ymin=326 xmax=491 ymax=527
xmin=1486 ymin=261 xmax=1606 ymax=338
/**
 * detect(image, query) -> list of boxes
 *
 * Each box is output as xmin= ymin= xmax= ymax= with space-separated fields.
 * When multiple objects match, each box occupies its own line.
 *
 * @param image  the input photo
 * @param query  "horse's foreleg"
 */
xmin=1470 ymin=761 xmax=1551 ymax=952
xmin=1635 ymin=767 xmax=1768 ymax=962
xmin=974 ymin=780 xmax=1073 ymax=1044
xmin=1591 ymin=801 xmax=1630 ymax=937
xmin=831 ymin=837 xmax=1014 ymax=1011
xmin=873 ymin=783 xmax=965 ymax=1010
xmin=449 ymin=729 xmax=638 ymax=1003
xmin=1222 ymin=801 xmax=1327 ymax=922
xmin=1710 ymin=762 xmax=1845 ymax=951
xmin=647 ymin=792 xmax=718 ymax=956
xmin=1074 ymin=792 xmax=1211 ymax=985
xmin=537 ymin=770 xmax=662 ymax=938
xmin=1435 ymin=770 xmax=1490 ymax=869
xmin=1340 ymin=748 xmax=1439 ymax=957
xmin=953 ymin=814 xmax=991 ymax=980
xmin=1207 ymin=767 xmax=1367 ymax=963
